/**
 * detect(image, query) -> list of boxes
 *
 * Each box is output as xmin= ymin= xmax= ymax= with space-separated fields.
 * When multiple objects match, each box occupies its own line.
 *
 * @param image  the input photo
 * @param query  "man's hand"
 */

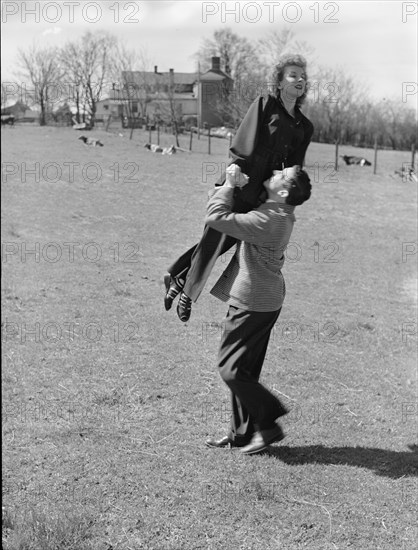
xmin=225 ymin=164 xmax=249 ymax=188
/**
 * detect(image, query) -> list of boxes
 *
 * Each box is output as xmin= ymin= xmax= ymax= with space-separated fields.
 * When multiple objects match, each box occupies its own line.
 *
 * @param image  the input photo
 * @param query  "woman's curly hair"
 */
xmin=270 ymin=53 xmax=309 ymax=106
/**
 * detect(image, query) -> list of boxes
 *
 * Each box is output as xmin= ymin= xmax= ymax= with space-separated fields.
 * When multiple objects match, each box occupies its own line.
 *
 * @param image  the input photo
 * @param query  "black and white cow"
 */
xmin=78 ymin=135 xmax=104 ymax=147
xmin=341 ymin=155 xmax=371 ymax=166
xmin=144 ymin=143 xmax=176 ymax=155
xmin=1 ymin=114 xmax=15 ymax=126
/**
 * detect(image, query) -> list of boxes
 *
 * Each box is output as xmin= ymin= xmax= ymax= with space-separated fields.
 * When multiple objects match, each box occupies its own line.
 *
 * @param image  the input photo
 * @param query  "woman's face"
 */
xmin=278 ymin=65 xmax=307 ymax=100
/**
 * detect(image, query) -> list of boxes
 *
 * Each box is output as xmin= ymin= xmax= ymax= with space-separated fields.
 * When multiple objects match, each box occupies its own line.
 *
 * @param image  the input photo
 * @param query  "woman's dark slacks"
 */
xmin=217 ymin=305 xmax=288 ymax=445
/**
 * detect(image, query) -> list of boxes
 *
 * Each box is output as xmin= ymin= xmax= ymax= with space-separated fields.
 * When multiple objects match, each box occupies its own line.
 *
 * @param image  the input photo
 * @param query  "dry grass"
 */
xmin=2 ymin=124 xmax=417 ymax=549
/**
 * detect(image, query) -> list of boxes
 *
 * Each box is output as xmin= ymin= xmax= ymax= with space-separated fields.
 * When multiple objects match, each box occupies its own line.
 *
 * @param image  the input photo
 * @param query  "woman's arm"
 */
xmin=228 ymin=95 xmax=273 ymax=174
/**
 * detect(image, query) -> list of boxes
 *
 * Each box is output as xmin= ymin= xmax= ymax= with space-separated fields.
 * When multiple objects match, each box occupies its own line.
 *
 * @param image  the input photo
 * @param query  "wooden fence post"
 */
xmin=157 ymin=124 xmax=160 ymax=145
xmin=149 ymin=126 xmax=152 ymax=143
xmin=373 ymin=137 xmax=378 ymax=174
xmin=189 ymin=129 xmax=193 ymax=151
xmin=334 ymin=139 xmax=339 ymax=171
xmin=105 ymin=115 xmax=112 ymax=132
xmin=411 ymin=143 xmax=416 ymax=167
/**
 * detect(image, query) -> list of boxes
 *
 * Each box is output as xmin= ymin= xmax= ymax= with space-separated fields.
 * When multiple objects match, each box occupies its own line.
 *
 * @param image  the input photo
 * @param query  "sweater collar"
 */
xmin=264 ymin=200 xmax=296 ymax=216
xmin=275 ymin=94 xmax=303 ymax=122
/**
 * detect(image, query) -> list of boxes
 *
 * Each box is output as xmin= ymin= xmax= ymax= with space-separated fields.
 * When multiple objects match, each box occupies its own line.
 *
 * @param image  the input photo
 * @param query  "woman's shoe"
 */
xmin=164 ymin=274 xmax=183 ymax=311
xmin=177 ymin=292 xmax=192 ymax=322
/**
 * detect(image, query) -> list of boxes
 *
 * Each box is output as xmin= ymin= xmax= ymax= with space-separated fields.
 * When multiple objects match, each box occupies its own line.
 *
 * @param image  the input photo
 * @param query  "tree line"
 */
xmin=2 ymin=28 xmax=416 ymax=151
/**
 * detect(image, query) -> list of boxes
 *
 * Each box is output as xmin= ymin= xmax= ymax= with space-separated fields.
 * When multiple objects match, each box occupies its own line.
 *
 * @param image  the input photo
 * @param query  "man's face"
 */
xmin=263 ymin=172 xmax=290 ymax=203
xmin=264 ymin=166 xmax=301 ymax=203
xmin=278 ymin=65 xmax=307 ymax=101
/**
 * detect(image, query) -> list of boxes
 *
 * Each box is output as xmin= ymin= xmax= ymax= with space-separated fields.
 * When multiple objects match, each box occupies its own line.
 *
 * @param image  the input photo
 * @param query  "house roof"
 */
xmin=122 ymin=68 xmax=232 ymax=86
xmin=200 ymin=70 xmax=232 ymax=81
xmin=149 ymin=93 xmax=197 ymax=101
xmin=122 ymin=71 xmax=199 ymax=86
xmin=1 ymin=101 xmax=30 ymax=114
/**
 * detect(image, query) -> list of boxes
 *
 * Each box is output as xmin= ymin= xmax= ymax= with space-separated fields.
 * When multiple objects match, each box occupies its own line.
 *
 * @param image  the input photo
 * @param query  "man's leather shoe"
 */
xmin=164 ymin=274 xmax=183 ymax=311
xmin=205 ymin=435 xmax=232 ymax=448
xmin=205 ymin=435 xmax=252 ymax=448
xmin=177 ymin=292 xmax=192 ymax=322
xmin=240 ymin=424 xmax=285 ymax=455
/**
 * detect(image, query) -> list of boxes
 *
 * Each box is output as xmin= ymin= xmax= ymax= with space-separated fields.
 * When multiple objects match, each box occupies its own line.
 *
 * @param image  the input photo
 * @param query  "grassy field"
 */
xmin=2 ymin=124 xmax=417 ymax=550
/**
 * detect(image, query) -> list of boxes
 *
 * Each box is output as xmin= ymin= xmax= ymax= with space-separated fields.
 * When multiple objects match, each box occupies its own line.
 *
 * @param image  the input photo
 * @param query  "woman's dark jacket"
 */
xmin=221 ymin=93 xmax=314 ymax=207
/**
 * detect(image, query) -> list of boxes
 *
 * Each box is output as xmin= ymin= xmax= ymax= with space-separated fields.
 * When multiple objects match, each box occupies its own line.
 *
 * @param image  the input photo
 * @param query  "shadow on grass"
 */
xmin=268 ymin=443 xmax=418 ymax=478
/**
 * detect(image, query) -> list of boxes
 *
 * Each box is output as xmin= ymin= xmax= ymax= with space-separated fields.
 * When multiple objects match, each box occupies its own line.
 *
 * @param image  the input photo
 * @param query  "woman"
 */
xmin=164 ymin=53 xmax=314 ymax=322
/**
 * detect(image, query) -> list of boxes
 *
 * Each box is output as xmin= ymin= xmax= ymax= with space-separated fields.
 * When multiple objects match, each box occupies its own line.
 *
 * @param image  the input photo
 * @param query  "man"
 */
xmin=204 ymin=164 xmax=311 ymax=455
xmin=164 ymin=54 xmax=314 ymax=323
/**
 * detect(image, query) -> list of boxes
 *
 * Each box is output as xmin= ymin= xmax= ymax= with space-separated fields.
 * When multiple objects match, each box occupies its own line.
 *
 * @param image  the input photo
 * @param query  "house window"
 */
xmin=132 ymin=101 xmax=138 ymax=113
xmin=104 ymin=105 xmax=109 ymax=110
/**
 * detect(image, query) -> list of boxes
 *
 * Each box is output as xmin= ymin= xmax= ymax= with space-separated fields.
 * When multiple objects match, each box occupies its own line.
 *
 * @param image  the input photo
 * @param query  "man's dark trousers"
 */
xmin=217 ymin=305 xmax=288 ymax=445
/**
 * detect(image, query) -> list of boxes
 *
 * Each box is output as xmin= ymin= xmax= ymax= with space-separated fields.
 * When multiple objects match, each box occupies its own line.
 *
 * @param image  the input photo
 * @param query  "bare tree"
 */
xmin=373 ymin=98 xmax=417 ymax=150
xmin=17 ymin=43 xmax=63 ymax=125
xmin=304 ymin=65 xmax=365 ymax=145
xmin=259 ymin=29 xmax=316 ymax=68
xmin=1 ymin=82 xmax=10 ymax=110
xmin=59 ymin=43 xmax=84 ymax=123
xmin=258 ymin=28 xmax=293 ymax=72
xmin=111 ymin=44 xmax=152 ymax=138
xmin=194 ymin=27 xmax=315 ymax=128
xmin=61 ymin=31 xmax=116 ymax=127
xmin=195 ymin=28 xmax=260 ymax=80
xmin=166 ymin=72 xmax=181 ymax=146
xmin=193 ymin=28 xmax=266 ymax=127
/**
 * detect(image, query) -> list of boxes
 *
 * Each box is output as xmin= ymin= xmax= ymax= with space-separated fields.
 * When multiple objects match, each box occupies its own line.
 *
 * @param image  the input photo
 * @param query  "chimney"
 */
xmin=154 ymin=65 xmax=158 ymax=73
xmin=211 ymin=57 xmax=221 ymax=72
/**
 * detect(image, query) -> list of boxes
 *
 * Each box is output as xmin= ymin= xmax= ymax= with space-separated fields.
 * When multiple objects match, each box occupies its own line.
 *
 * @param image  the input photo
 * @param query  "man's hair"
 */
xmin=286 ymin=169 xmax=311 ymax=206
xmin=270 ymin=53 xmax=309 ymax=107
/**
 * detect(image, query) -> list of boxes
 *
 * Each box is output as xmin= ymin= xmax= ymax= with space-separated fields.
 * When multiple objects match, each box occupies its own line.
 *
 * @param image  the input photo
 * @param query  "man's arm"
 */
xmin=205 ymin=187 xmax=274 ymax=244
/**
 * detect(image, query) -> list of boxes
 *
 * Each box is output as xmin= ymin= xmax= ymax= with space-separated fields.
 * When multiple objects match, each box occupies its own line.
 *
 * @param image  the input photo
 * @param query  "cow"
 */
xmin=144 ymin=143 xmax=176 ymax=155
xmin=1 ymin=114 xmax=15 ymax=126
xmin=78 ymin=135 xmax=104 ymax=147
xmin=341 ymin=155 xmax=371 ymax=166
xmin=394 ymin=165 xmax=417 ymax=183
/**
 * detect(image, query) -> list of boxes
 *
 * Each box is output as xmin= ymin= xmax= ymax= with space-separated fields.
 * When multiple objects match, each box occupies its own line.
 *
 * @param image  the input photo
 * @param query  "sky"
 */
xmin=1 ymin=0 xmax=417 ymax=108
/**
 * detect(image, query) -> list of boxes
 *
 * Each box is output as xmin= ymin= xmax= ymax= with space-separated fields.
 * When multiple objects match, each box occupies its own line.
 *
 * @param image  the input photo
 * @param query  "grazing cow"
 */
xmin=1 ymin=114 xmax=15 ymax=126
xmin=341 ymin=155 xmax=371 ymax=166
xmin=78 ymin=135 xmax=104 ymax=147
xmin=144 ymin=143 xmax=176 ymax=155
xmin=394 ymin=165 xmax=417 ymax=183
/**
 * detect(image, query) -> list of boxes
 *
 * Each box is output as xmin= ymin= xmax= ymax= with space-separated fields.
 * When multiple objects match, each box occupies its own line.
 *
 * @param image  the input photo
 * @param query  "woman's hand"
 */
xmin=282 ymin=165 xmax=301 ymax=180
xmin=268 ymin=166 xmax=301 ymax=185
xmin=225 ymin=164 xmax=249 ymax=188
